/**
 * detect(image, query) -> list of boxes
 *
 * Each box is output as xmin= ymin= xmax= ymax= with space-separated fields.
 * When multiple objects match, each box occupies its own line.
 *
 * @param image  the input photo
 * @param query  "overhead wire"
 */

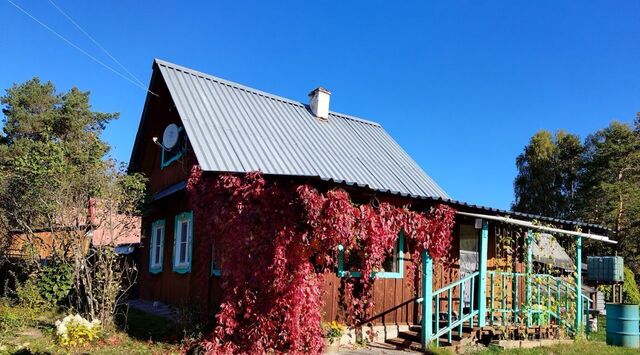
xmin=5 ymin=0 xmax=158 ymax=96
xmin=46 ymin=0 xmax=146 ymax=88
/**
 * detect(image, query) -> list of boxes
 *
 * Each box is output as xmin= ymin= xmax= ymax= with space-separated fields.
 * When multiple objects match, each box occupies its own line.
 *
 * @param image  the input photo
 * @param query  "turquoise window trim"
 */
xmin=149 ymin=219 xmax=165 ymax=274
xmin=377 ymin=232 xmax=405 ymax=279
xmin=160 ymin=126 xmax=185 ymax=170
xmin=337 ymin=232 xmax=404 ymax=279
xmin=337 ymin=244 xmax=362 ymax=278
xmin=211 ymin=242 xmax=221 ymax=277
xmin=173 ymin=211 xmax=193 ymax=274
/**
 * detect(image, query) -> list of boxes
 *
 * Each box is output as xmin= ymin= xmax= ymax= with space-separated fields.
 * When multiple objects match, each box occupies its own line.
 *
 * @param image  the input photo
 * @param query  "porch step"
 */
xmin=387 ymin=323 xmax=566 ymax=351
xmin=385 ymin=337 xmax=424 ymax=351
xmin=386 ymin=325 xmax=476 ymax=350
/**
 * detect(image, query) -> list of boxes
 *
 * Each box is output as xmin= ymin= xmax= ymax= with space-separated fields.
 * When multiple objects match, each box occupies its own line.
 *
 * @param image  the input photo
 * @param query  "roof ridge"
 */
xmin=153 ymin=58 xmax=381 ymax=127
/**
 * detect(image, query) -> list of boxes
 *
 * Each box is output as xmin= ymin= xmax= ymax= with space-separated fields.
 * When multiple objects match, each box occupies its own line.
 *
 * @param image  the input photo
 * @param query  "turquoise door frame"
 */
xmin=575 ymin=235 xmax=583 ymax=331
xmin=526 ymin=229 xmax=533 ymax=327
xmin=477 ymin=219 xmax=489 ymax=327
xmin=421 ymin=218 xmax=490 ymax=350
xmin=421 ymin=250 xmax=432 ymax=350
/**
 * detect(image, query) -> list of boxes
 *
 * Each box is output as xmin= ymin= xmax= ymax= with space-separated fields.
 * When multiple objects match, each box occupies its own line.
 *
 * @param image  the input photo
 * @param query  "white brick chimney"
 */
xmin=308 ymin=87 xmax=331 ymax=120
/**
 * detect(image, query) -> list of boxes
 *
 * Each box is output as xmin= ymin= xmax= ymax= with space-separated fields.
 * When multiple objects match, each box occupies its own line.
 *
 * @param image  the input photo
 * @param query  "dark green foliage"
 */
xmin=598 ymin=266 xmax=640 ymax=305
xmin=36 ymin=263 xmax=73 ymax=306
xmin=0 ymin=78 xmax=148 ymax=328
xmin=578 ymin=121 xmax=640 ymax=271
xmin=0 ymin=78 xmax=119 ymax=236
xmin=622 ymin=267 xmax=640 ymax=304
xmin=514 ymin=119 xmax=640 ymax=285
xmin=512 ymin=130 xmax=584 ymax=219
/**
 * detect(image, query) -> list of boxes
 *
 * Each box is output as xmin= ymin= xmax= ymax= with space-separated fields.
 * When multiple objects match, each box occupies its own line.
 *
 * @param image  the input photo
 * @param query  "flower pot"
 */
xmin=324 ymin=339 xmax=340 ymax=354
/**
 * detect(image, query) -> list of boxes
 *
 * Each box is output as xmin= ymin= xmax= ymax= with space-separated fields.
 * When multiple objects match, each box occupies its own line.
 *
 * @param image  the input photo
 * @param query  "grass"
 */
xmin=2 ymin=304 xmax=636 ymax=355
xmin=464 ymin=315 xmax=637 ymax=355
xmin=472 ymin=341 xmax=638 ymax=355
xmin=0 ymin=304 xmax=181 ymax=354
xmin=114 ymin=307 xmax=180 ymax=342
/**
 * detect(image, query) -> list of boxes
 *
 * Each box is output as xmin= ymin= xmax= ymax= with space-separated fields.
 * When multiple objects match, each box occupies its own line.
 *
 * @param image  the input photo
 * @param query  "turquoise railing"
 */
xmin=486 ymin=271 xmax=592 ymax=335
xmin=422 ymin=269 xmax=592 ymax=349
xmin=424 ymin=271 xmax=480 ymax=346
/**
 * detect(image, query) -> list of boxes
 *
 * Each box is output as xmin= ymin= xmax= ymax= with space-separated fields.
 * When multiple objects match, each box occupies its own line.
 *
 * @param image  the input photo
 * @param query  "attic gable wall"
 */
xmin=130 ymin=67 xmax=197 ymax=195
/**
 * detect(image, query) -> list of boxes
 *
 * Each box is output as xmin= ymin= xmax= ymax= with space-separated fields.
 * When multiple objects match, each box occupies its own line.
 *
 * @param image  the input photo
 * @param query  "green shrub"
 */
xmin=622 ymin=266 xmax=640 ymax=304
xmin=14 ymin=276 xmax=48 ymax=310
xmin=36 ymin=263 xmax=73 ymax=306
xmin=0 ymin=302 xmax=25 ymax=334
xmin=599 ymin=266 xmax=640 ymax=305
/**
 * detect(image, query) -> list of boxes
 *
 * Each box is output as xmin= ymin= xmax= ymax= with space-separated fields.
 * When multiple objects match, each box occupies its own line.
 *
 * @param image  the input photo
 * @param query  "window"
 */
xmin=459 ymin=224 xmax=479 ymax=252
xmin=211 ymin=242 xmax=221 ymax=277
xmin=173 ymin=212 xmax=193 ymax=274
xmin=337 ymin=232 xmax=404 ymax=279
xmin=161 ymin=126 xmax=187 ymax=169
xmin=150 ymin=220 xmax=165 ymax=274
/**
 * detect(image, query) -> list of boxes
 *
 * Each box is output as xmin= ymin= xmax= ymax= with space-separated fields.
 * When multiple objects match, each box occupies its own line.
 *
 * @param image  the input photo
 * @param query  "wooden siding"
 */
xmin=139 ymin=191 xmax=194 ymax=306
xmin=132 ymin=72 xmax=195 ymax=196
xmin=138 ymin=186 xmax=511 ymax=327
xmin=321 ymin=249 xmax=421 ymax=325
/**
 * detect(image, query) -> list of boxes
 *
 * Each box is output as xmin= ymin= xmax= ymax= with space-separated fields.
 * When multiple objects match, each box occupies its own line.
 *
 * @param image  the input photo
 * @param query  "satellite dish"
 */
xmin=162 ymin=124 xmax=179 ymax=149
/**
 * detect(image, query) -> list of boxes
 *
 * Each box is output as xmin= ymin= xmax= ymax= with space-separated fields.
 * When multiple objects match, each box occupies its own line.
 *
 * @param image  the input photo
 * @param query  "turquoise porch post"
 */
xmin=421 ymin=250 xmax=433 ymax=350
xmin=478 ymin=219 xmax=489 ymax=327
xmin=575 ymin=235 xmax=583 ymax=332
xmin=526 ymin=229 xmax=533 ymax=327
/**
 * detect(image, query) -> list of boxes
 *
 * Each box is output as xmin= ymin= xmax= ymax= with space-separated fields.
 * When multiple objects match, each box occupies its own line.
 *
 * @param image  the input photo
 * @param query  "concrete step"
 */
xmin=385 ymin=337 xmax=424 ymax=351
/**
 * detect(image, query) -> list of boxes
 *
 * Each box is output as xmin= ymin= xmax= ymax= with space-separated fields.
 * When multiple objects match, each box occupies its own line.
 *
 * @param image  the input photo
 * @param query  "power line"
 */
xmin=47 ymin=0 xmax=146 ymax=87
xmin=5 ymin=0 xmax=157 ymax=96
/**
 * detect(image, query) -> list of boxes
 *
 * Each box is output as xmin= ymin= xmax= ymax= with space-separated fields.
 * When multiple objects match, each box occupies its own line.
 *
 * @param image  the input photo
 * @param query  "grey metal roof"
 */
xmin=154 ymin=59 xmax=449 ymax=199
xmin=532 ymin=233 xmax=574 ymax=270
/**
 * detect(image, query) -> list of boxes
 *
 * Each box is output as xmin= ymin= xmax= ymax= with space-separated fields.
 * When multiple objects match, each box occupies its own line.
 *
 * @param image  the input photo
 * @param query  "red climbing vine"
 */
xmin=186 ymin=166 xmax=456 ymax=355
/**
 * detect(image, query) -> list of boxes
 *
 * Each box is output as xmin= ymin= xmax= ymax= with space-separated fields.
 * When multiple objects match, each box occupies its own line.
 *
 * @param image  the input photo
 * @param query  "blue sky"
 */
xmin=1 ymin=1 xmax=639 ymax=210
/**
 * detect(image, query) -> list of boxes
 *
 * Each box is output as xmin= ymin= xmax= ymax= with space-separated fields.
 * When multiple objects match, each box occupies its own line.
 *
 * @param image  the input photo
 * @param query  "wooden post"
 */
xmin=422 ymin=250 xmax=433 ymax=350
xmin=478 ymin=219 xmax=489 ymax=327
xmin=526 ymin=229 xmax=533 ymax=327
xmin=575 ymin=235 xmax=583 ymax=333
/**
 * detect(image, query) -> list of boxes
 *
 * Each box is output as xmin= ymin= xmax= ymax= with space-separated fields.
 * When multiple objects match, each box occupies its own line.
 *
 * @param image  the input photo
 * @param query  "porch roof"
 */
xmin=427 ymin=196 xmax=610 ymax=234
xmin=456 ymin=211 xmax=616 ymax=244
xmin=533 ymin=233 xmax=574 ymax=270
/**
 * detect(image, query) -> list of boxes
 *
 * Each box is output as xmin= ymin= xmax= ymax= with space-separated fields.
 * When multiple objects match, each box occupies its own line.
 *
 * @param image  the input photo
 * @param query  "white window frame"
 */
xmin=149 ymin=220 xmax=165 ymax=274
xmin=173 ymin=211 xmax=193 ymax=274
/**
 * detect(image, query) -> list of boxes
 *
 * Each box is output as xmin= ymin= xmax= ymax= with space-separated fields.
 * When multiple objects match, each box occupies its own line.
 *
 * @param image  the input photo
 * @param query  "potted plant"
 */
xmin=322 ymin=321 xmax=346 ymax=353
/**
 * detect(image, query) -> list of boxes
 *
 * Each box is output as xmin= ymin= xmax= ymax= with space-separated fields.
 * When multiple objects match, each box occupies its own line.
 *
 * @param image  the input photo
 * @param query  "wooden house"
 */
xmin=129 ymin=59 xmax=616 ymax=350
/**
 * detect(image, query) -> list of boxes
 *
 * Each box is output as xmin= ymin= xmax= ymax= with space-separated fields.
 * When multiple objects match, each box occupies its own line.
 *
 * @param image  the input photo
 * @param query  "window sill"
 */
xmin=336 ymin=271 xmax=403 ymax=279
xmin=173 ymin=264 xmax=191 ymax=274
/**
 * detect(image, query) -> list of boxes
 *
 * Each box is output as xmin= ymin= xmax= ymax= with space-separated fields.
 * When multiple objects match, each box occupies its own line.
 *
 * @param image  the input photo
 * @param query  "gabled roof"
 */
xmin=152 ymin=59 xmax=449 ymax=199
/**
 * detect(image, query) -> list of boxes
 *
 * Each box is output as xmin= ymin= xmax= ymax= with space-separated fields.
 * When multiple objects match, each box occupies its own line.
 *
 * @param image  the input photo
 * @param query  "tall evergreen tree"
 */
xmin=578 ymin=121 xmax=640 ymax=273
xmin=0 ymin=78 xmax=117 ymax=231
xmin=0 ymin=78 xmax=147 ymax=327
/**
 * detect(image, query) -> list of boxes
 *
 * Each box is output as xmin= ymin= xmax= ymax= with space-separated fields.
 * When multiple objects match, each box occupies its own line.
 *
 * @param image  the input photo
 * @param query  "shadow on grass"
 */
xmin=9 ymin=350 xmax=52 ymax=355
xmin=114 ymin=306 xmax=181 ymax=343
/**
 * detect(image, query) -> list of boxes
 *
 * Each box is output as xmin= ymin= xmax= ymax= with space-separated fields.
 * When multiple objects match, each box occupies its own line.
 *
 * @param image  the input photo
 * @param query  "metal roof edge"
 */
xmin=153 ymin=58 xmax=381 ymax=127
xmin=430 ymin=197 xmax=610 ymax=232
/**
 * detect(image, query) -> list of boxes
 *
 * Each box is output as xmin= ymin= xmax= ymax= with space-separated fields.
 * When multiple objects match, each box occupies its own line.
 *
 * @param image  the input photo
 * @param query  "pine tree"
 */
xmin=578 ymin=121 xmax=640 ymax=273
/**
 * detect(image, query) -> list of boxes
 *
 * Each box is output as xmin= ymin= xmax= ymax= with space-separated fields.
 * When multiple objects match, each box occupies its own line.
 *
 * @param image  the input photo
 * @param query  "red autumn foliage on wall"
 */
xmin=186 ymin=166 xmax=456 ymax=355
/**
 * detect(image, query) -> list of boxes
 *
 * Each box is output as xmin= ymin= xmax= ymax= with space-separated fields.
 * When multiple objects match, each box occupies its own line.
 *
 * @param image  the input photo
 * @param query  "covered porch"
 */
xmin=416 ymin=209 xmax=616 ymax=350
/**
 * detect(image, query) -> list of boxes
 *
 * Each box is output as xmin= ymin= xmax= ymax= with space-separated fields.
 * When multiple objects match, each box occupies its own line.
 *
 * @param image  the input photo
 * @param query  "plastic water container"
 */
xmin=588 ymin=256 xmax=623 ymax=283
